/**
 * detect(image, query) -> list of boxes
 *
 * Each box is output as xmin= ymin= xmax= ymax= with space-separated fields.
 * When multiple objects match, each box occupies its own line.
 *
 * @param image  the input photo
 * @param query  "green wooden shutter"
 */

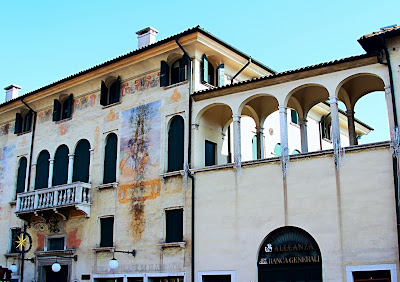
xmin=291 ymin=110 xmax=299 ymax=125
xmin=52 ymin=145 xmax=69 ymax=186
xmin=24 ymin=110 xmax=33 ymax=132
xmin=180 ymin=57 xmax=188 ymax=82
xmin=274 ymin=143 xmax=281 ymax=157
xmin=166 ymin=209 xmax=183 ymax=243
xmin=14 ymin=113 xmax=22 ymax=134
xmin=100 ymin=81 xmax=108 ymax=106
xmin=100 ymin=217 xmax=114 ymax=247
xmin=35 ymin=150 xmax=50 ymax=189
xmin=160 ymin=61 xmax=169 ymax=87
xmin=202 ymin=54 xmax=209 ymax=83
xmin=73 ymin=139 xmax=90 ymax=183
xmin=66 ymin=94 xmax=73 ymax=119
xmin=217 ymin=64 xmax=225 ymax=86
xmin=53 ymin=99 xmax=61 ymax=121
xmin=103 ymin=133 xmax=117 ymax=184
xmin=16 ymin=157 xmax=27 ymax=194
xmin=168 ymin=116 xmax=184 ymax=172
xmin=109 ymin=76 xmax=121 ymax=104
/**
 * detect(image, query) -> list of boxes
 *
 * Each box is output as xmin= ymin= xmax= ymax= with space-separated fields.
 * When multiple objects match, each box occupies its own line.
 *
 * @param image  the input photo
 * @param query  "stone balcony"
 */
xmin=15 ymin=182 xmax=91 ymax=220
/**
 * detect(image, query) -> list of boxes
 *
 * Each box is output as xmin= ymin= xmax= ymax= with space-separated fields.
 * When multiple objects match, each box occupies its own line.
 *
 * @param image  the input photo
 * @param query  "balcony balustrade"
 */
xmin=15 ymin=182 xmax=91 ymax=218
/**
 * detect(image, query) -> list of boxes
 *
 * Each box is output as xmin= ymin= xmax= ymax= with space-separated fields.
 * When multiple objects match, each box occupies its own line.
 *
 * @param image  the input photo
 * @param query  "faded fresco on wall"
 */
xmin=38 ymin=109 xmax=52 ymax=124
xmin=0 ymin=145 xmax=16 ymax=205
xmin=166 ymin=89 xmax=182 ymax=105
xmin=73 ymin=94 xmax=97 ymax=113
xmin=119 ymin=100 xmax=161 ymax=240
xmin=121 ymin=72 xmax=160 ymax=96
xmin=0 ymin=121 xmax=14 ymax=136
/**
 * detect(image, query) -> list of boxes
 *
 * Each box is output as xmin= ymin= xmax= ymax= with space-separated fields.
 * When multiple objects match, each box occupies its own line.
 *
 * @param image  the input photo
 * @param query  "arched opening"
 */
xmin=35 ymin=150 xmax=50 ymax=189
xmin=168 ymin=115 xmax=184 ymax=172
xmin=337 ymin=74 xmax=388 ymax=146
xmin=53 ymin=94 xmax=73 ymax=121
xmin=73 ymin=139 xmax=90 ymax=183
xmin=100 ymin=76 xmax=121 ymax=106
xmin=103 ymin=133 xmax=118 ymax=184
xmin=53 ymin=144 xmax=69 ymax=186
xmin=258 ymin=226 xmax=322 ymax=282
xmin=16 ymin=157 xmax=27 ymax=194
xmin=195 ymin=103 xmax=233 ymax=168
xmin=240 ymin=94 xmax=279 ymax=160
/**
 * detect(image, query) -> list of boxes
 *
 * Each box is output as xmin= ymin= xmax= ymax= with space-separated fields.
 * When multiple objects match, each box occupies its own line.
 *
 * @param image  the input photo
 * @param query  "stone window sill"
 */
xmin=96 ymin=182 xmax=118 ymax=190
xmin=102 ymin=101 xmax=122 ymax=109
xmin=160 ymin=170 xmax=184 ymax=179
xmin=157 ymin=242 xmax=186 ymax=249
xmin=163 ymin=80 xmax=188 ymax=90
xmin=93 ymin=247 xmax=115 ymax=253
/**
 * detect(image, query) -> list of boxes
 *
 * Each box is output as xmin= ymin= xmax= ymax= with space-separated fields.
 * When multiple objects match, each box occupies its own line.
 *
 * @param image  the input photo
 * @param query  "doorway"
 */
xmin=44 ymin=265 xmax=68 ymax=282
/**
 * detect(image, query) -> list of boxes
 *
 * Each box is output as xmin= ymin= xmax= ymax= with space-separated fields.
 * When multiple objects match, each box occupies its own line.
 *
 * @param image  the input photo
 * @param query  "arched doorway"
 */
xmin=258 ymin=226 xmax=322 ymax=282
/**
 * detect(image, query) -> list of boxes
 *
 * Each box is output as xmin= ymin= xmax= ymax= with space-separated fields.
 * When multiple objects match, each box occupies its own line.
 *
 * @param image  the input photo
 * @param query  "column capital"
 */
xmin=299 ymin=117 xmax=307 ymax=125
xmin=68 ymin=153 xmax=75 ymax=158
xmin=89 ymin=148 xmax=95 ymax=153
xmin=278 ymin=105 xmax=287 ymax=113
xmin=346 ymin=109 xmax=355 ymax=117
xmin=385 ymin=85 xmax=392 ymax=94
xmin=192 ymin=123 xmax=199 ymax=130
xmin=232 ymin=114 xmax=241 ymax=122
xmin=328 ymin=96 xmax=338 ymax=104
xmin=49 ymin=158 xmax=54 ymax=163
xmin=255 ymin=126 xmax=264 ymax=133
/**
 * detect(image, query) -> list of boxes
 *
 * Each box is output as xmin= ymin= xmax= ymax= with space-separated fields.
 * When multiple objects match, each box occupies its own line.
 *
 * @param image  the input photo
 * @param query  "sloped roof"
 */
xmin=1 ymin=26 xmax=275 ymax=109
xmin=358 ymin=25 xmax=400 ymax=53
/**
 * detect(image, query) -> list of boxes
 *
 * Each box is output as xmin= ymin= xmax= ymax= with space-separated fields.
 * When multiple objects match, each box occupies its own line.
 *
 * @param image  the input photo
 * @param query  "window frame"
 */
xmin=45 ymin=234 xmax=66 ymax=252
xmin=165 ymin=208 xmax=184 ymax=243
xmin=198 ymin=271 xmax=236 ymax=282
xmin=14 ymin=110 xmax=33 ymax=134
xmin=167 ymin=115 xmax=185 ymax=172
xmin=9 ymin=227 xmax=22 ymax=254
xmin=16 ymin=156 xmax=27 ymax=195
xmin=345 ymin=264 xmax=397 ymax=282
xmin=99 ymin=216 xmax=114 ymax=248
xmin=205 ymin=140 xmax=217 ymax=166
xmin=100 ymin=77 xmax=121 ymax=107
xmin=103 ymin=132 xmax=118 ymax=184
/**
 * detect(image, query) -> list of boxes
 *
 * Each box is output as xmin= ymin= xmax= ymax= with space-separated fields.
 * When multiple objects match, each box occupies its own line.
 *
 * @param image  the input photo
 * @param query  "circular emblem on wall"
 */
xmin=13 ymin=231 xmax=33 ymax=253
xmin=269 ymin=128 xmax=274 ymax=135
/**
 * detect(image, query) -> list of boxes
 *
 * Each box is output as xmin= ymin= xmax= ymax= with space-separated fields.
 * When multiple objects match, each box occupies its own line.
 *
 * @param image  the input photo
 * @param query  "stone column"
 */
xmin=68 ymin=154 xmax=74 ymax=184
xmin=329 ymin=95 xmax=342 ymax=168
xmin=346 ymin=109 xmax=357 ymax=146
xmin=31 ymin=163 xmax=36 ymax=190
xmin=232 ymin=114 xmax=241 ymax=168
xmin=48 ymin=158 xmax=54 ymax=188
xmin=255 ymin=126 xmax=264 ymax=159
xmin=279 ymin=106 xmax=289 ymax=156
xmin=89 ymin=149 xmax=95 ymax=183
xmin=299 ymin=117 xmax=308 ymax=153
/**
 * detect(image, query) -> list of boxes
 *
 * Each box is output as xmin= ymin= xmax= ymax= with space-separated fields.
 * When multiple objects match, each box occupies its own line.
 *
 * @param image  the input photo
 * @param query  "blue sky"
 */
xmin=1 ymin=0 xmax=399 ymax=143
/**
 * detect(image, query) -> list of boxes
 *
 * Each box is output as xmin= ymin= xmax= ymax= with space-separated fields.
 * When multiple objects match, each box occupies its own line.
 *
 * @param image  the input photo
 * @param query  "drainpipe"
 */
xmin=231 ymin=57 xmax=251 ymax=84
xmin=379 ymin=36 xmax=400 ymax=260
xmin=175 ymin=38 xmax=196 ymax=281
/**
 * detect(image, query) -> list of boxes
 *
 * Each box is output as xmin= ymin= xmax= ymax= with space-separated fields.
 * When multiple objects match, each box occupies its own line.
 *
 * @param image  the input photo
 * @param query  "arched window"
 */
xmin=53 ymin=94 xmax=73 ymax=122
xmin=16 ymin=157 xmax=27 ymax=194
xmin=100 ymin=77 xmax=121 ymax=106
xmin=14 ymin=110 xmax=33 ymax=134
xmin=35 ymin=150 xmax=50 ymax=189
xmin=53 ymin=145 xmax=69 ymax=186
xmin=160 ymin=57 xmax=188 ymax=87
xmin=103 ymin=133 xmax=118 ymax=184
xmin=168 ymin=116 xmax=184 ymax=172
xmin=73 ymin=139 xmax=90 ymax=183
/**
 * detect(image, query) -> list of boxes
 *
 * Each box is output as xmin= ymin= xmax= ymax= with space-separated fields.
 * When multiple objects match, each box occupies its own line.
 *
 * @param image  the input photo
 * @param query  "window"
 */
xmin=252 ymin=135 xmax=257 ymax=160
xmin=149 ymin=277 xmax=184 ymax=282
xmin=202 ymin=275 xmax=231 ymax=282
xmin=205 ymin=140 xmax=216 ymax=166
xmin=291 ymin=109 xmax=299 ymax=125
xmin=202 ymin=55 xmax=225 ymax=87
xmin=73 ymin=139 xmax=90 ymax=183
xmin=160 ymin=57 xmax=188 ymax=87
xmin=100 ymin=77 xmax=121 ymax=106
xmin=166 ymin=209 xmax=183 ymax=243
xmin=46 ymin=235 xmax=65 ymax=251
xmin=103 ymin=133 xmax=118 ymax=184
xmin=53 ymin=145 xmax=69 ymax=186
xmin=53 ymin=94 xmax=73 ymax=121
xmin=274 ymin=143 xmax=281 ymax=157
xmin=100 ymin=217 xmax=114 ymax=247
xmin=168 ymin=116 xmax=184 ymax=172
xmin=14 ymin=110 xmax=33 ymax=134
xmin=35 ymin=150 xmax=50 ymax=189
xmin=16 ymin=157 xmax=27 ymax=195
xmin=9 ymin=228 xmax=21 ymax=253
xmin=321 ymin=117 xmax=332 ymax=140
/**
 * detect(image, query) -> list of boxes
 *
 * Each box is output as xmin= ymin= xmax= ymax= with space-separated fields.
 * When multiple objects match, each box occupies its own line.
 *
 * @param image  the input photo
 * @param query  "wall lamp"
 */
xmin=9 ymin=257 xmax=35 ymax=273
xmin=51 ymin=255 xmax=78 ymax=273
xmin=109 ymin=250 xmax=136 ymax=270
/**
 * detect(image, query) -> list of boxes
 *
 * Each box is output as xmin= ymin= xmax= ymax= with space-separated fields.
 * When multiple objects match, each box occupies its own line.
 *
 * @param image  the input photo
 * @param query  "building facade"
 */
xmin=0 ymin=25 xmax=399 ymax=282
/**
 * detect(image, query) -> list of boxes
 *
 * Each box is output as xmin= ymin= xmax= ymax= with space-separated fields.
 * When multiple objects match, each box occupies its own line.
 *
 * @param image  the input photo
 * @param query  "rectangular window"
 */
xmin=9 ymin=228 xmax=21 ymax=253
xmin=202 ymin=275 xmax=231 ymax=282
xmin=46 ymin=235 xmax=65 ymax=251
xmin=166 ymin=209 xmax=183 ymax=243
xmin=149 ymin=277 xmax=184 ymax=282
xmin=100 ymin=217 xmax=114 ymax=247
xmin=291 ymin=109 xmax=299 ymax=125
xmin=205 ymin=140 xmax=216 ymax=166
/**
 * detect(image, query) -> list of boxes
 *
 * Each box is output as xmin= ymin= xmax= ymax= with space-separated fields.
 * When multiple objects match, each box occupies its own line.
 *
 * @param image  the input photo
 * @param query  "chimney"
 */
xmin=136 ymin=27 xmax=159 ymax=49
xmin=4 ymin=85 xmax=21 ymax=102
